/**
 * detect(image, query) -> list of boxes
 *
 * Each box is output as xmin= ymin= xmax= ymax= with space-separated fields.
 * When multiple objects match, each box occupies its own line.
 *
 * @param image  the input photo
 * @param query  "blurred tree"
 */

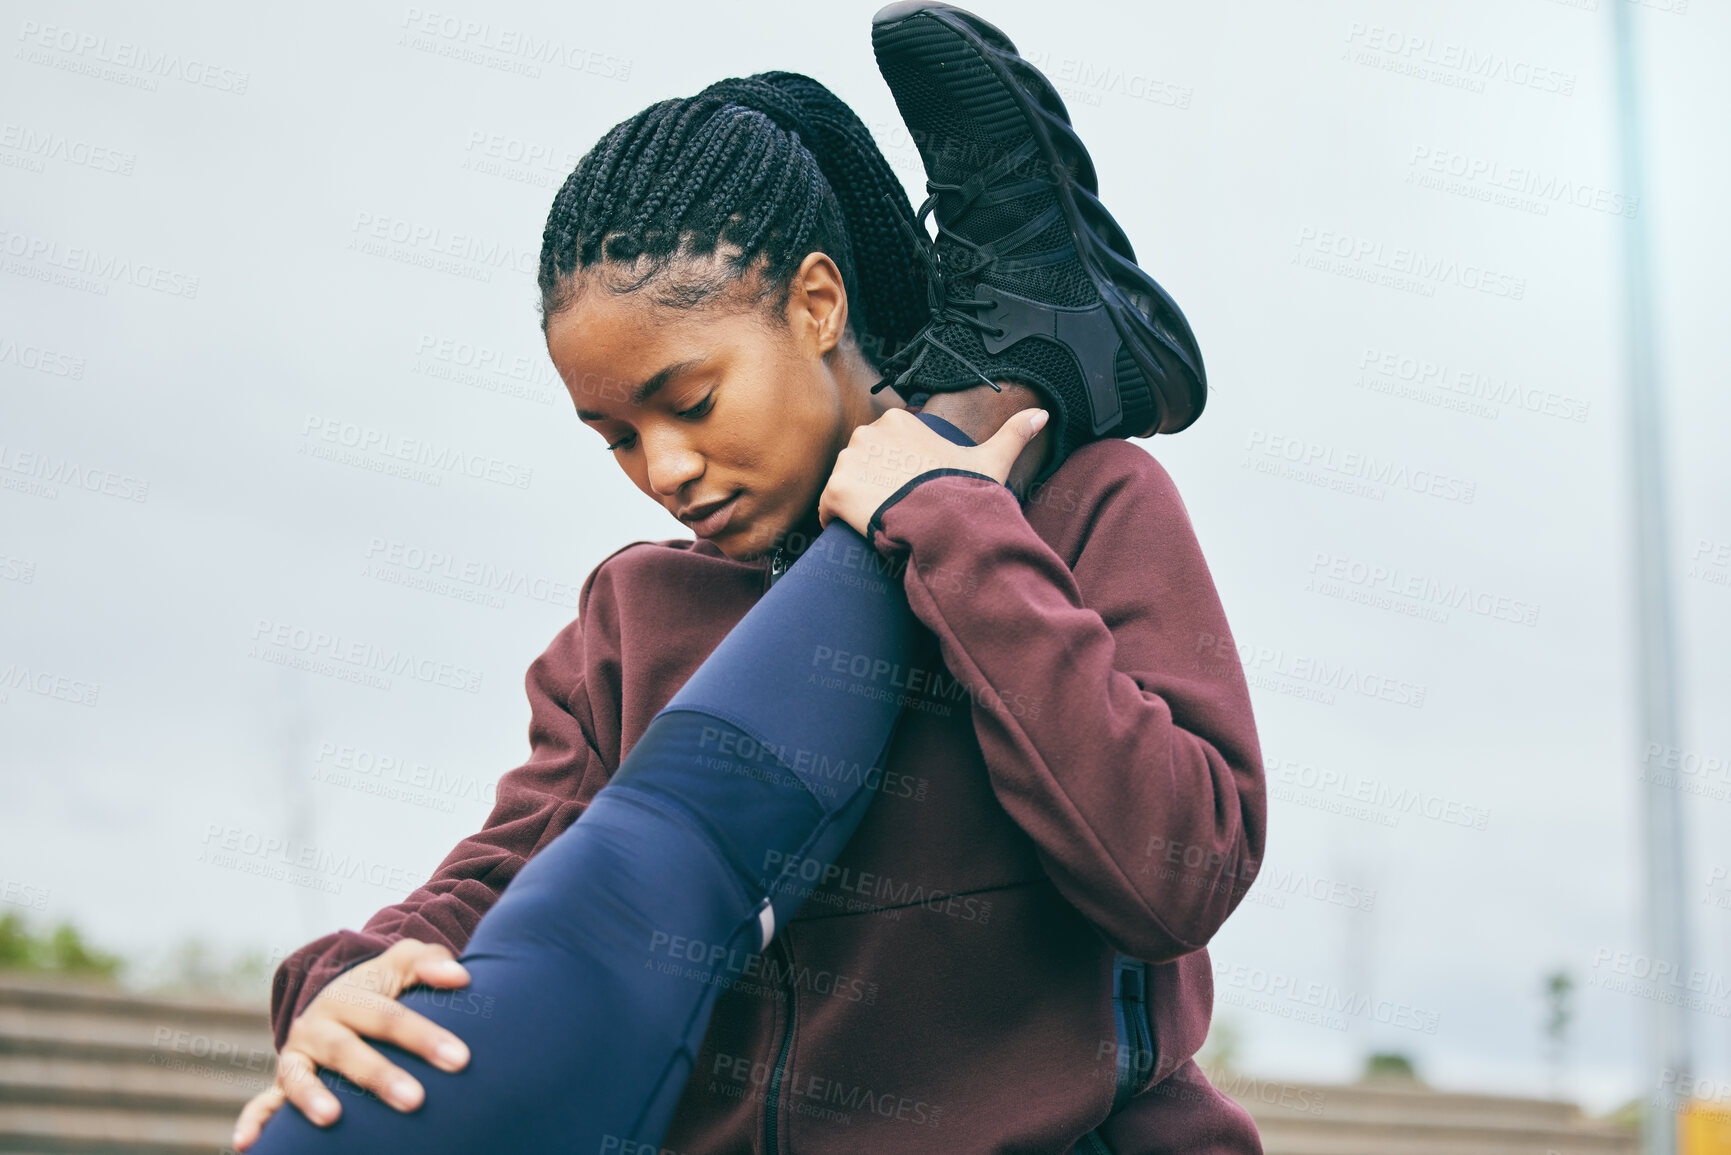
xmin=1545 ymin=969 xmax=1575 ymax=1099
xmin=2 ymin=915 xmax=274 ymax=1003
xmin=0 ymin=913 xmax=121 ymax=979
xmin=0 ymin=914 xmax=32 ymax=969
xmin=45 ymin=923 xmax=121 ymax=976
xmin=1362 ymin=1052 xmax=1418 ymax=1081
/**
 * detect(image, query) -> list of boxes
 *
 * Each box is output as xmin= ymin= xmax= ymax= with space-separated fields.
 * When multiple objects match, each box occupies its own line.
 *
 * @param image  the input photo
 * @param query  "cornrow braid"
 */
xmin=537 ymin=71 xmax=928 ymax=366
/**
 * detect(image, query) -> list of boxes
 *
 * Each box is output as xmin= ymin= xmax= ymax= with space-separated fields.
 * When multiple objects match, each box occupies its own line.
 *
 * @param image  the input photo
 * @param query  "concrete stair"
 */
xmin=0 ymin=973 xmax=1647 ymax=1154
xmin=1214 ymin=1071 xmax=1640 ymax=1155
xmin=0 ymin=973 xmax=272 ymax=1154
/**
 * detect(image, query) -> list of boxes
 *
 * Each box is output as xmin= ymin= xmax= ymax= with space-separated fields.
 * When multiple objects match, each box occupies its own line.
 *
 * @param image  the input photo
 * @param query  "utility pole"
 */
xmin=1608 ymin=6 xmax=1690 ymax=1153
xmin=275 ymin=668 xmax=326 ymax=944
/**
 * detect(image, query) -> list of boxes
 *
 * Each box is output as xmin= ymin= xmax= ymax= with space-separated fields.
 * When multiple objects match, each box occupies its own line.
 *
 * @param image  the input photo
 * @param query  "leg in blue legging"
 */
xmin=250 ymin=413 xmax=980 ymax=1154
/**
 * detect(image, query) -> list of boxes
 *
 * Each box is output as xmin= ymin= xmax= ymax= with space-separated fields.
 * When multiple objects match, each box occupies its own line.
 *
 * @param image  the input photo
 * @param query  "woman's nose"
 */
xmin=642 ymin=428 xmax=704 ymax=498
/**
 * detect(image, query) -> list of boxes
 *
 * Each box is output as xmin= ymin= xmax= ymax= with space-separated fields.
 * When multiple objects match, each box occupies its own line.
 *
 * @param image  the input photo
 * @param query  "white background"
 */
xmin=2 ymin=0 xmax=1727 ymax=1115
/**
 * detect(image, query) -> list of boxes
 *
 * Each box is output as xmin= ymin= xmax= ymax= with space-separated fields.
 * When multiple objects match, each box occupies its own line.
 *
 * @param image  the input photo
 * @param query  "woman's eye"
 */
xmin=600 ymin=394 xmax=708 ymax=451
xmin=677 ymin=395 xmax=714 ymax=419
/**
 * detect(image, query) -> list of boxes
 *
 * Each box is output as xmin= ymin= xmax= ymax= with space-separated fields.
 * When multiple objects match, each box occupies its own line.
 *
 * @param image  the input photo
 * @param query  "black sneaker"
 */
xmin=870 ymin=1 xmax=1207 ymax=484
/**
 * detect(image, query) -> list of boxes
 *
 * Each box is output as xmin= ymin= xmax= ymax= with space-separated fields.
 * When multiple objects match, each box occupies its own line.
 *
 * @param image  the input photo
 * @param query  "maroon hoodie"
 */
xmin=270 ymin=437 xmax=1268 ymax=1154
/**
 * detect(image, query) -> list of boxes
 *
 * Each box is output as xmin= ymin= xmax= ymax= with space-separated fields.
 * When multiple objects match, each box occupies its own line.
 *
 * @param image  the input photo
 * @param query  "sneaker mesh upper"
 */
xmin=874 ymin=8 xmax=1188 ymax=476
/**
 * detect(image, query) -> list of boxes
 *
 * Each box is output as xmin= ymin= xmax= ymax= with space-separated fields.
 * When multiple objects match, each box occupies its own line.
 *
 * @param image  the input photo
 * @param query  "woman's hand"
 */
xmin=231 ymin=939 xmax=474 ymax=1151
xmin=818 ymin=406 xmax=1048 ymax=538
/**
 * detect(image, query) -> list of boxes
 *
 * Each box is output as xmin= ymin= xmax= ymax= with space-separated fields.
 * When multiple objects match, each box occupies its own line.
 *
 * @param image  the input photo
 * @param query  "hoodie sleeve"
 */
xmin=267 ymin=577 xmax=617 ymax=1051
xmin=866 ymin=442 xmax=1267 ymax=963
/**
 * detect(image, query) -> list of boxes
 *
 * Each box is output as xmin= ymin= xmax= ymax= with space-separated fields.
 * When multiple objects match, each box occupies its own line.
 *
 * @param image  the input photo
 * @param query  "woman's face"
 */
xmin=545 ymin=254 xmax=888 ymax=562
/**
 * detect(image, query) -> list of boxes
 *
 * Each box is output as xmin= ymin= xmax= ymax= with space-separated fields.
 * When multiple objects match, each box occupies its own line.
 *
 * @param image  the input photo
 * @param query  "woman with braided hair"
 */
xmin=238 ymin=8 xmax=1265 ymax=1154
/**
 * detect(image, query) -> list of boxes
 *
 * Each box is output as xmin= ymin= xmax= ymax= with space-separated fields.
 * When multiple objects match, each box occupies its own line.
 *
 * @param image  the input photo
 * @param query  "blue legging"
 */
xmin=250 ymin=413 xmax=979 ymax=1154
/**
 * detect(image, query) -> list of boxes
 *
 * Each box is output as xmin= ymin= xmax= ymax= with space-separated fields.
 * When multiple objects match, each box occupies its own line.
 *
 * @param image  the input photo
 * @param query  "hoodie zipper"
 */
xmin=1111 ymin=959 xmax=1153 ymax=1109
xmin=765 ymin=546 xmax=789 ymax=591
xmin=1080 ymin=1130 xmax=1114 ymax=1154
xmin=758 ymin=548 xmax=791 ymax=1151
xmin=762 ymin=936 xmax=797 ymax=1153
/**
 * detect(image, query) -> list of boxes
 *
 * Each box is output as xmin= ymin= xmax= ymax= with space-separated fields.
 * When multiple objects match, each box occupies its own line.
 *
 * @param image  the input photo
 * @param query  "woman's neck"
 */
xmin=846 ymin=350 xmax=908 ymax=428
xmin=775 ymin=350 xmax=906 ymax=560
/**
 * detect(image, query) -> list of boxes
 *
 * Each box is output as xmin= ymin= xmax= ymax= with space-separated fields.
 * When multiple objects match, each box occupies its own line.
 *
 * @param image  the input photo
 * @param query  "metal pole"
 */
xmin=1608 ymin=6 xmax=1690 ymax=1153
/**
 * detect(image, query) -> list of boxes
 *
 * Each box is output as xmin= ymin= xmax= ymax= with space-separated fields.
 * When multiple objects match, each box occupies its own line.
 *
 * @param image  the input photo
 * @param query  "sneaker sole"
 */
xmin=872 ymin=1 xmax=1207 ymax=437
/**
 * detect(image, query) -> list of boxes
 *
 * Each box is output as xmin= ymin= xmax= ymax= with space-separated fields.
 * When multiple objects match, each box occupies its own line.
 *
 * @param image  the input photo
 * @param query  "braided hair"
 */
xmin=537 ymin=72 xmax=928 ymax=366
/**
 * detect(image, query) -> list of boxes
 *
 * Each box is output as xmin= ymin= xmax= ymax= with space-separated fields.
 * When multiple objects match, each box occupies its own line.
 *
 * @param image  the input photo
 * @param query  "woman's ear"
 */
xmin=786 ymin=251 xmax=850 ymax=358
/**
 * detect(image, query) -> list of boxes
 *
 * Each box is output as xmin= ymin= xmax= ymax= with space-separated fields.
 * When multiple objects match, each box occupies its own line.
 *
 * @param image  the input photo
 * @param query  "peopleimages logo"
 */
xmin=1407 ymin=145 xmax=1636 ymax=219
xmin=363 ymin=536 xmax=579 ymax=610
xmin=312 ymin=740 xmax=497 ymax=813
xmin=14 ymin=20 xmax=251 ymax=94
xmin=248 ymin=618 xmax=483 ymax=694
xmin=698 ymin=726 xmax=929 ymax=804
xmin=197 ymin=824 xmax=422 ymax=896
xmin=459 ymin=129 xmax=580 ymax=189
xmin=808 ymin=644 xmax=1042 ymax=720
xmin=762 ymin=850 xmax=991 ymax=923
xmin=0 ymin=333 xmax=86 ymax=379
xmin=0 ymin=122 xmax=136 ymax=175
xmin=1588 ymin=948 xmax=1731 ymax=1017
xmin=1243 ymin=428 xmax=1477 ymax=505
xmin=1357 ymin=347 xmax=1590 ymax=422
xmin=397 ymin=7 xmax=632 ymax=81
xmin=0 ymin=662 xmax=101 ymax=707
xmin=348 ymin=211 xmax=536 ymax=283
xmin=1195 ymin=631 xmax=1428 ymax=709
xmin=413 ymin=332 xmax=562 ymax=403
xmin=1212 ymin=960 xmax=1442 ymax=1035
xmin=0 ymin=443 xmax=149 ymax=503
xmin=1307 ymin=551 xmax=1541 ymax=628
xmin=1293 ymin=226 xmax=1526 ymax=301
xmin=1250 ymin=865 xmax=1377 ymax=913
xmin=300 ymin=415 xmax=533 ymax=490
xmin=0 ymin=878 xmax=51 ymax=912
xmin=1639 ymin=741 xmax=1731 ymax=805
xmin=1267 ymin=755 xmax=1491 ymax=831
xmin=1015 ymin=48 xmax=1194 ymax=110
xmin=647 ymin=930 xmax=881 ymax=1005
xmin=708 ymin=1052 xmax=944 ymax=1128
xmin=1343 ymin=22 xmax=1576 ymax=96
xmin=0 ymin=224 xmax=200 ymax=299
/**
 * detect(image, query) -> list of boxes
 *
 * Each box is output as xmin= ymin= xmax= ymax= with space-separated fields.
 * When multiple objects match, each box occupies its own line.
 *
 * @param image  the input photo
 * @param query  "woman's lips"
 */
xmin=683 ymin=492 xmax=742 ymax=538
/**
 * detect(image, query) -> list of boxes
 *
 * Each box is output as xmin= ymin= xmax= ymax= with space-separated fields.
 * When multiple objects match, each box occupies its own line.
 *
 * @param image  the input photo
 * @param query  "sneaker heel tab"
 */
xmin=873 ymin=1 xmax=941 ymax=26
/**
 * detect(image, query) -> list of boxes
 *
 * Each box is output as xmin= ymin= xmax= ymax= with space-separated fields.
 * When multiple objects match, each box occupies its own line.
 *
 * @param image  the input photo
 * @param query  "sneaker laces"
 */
xmin=873 ymin=149 xmax=1076 ymax=397
xmin=871 ymin=188 xmax=1005 ymax=395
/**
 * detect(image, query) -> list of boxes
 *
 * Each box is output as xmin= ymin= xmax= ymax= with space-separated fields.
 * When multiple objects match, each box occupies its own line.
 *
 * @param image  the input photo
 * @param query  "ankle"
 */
xmin=917 ymin=382 xmax=1042 ymax=442
xmin=917 ymin=383 xmax=1053 ymax=493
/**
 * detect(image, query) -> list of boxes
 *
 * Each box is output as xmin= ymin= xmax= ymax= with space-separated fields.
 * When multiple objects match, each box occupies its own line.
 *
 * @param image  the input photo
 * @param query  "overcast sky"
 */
xmin=3 ymin=0 xmax=1728 ymax=1116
